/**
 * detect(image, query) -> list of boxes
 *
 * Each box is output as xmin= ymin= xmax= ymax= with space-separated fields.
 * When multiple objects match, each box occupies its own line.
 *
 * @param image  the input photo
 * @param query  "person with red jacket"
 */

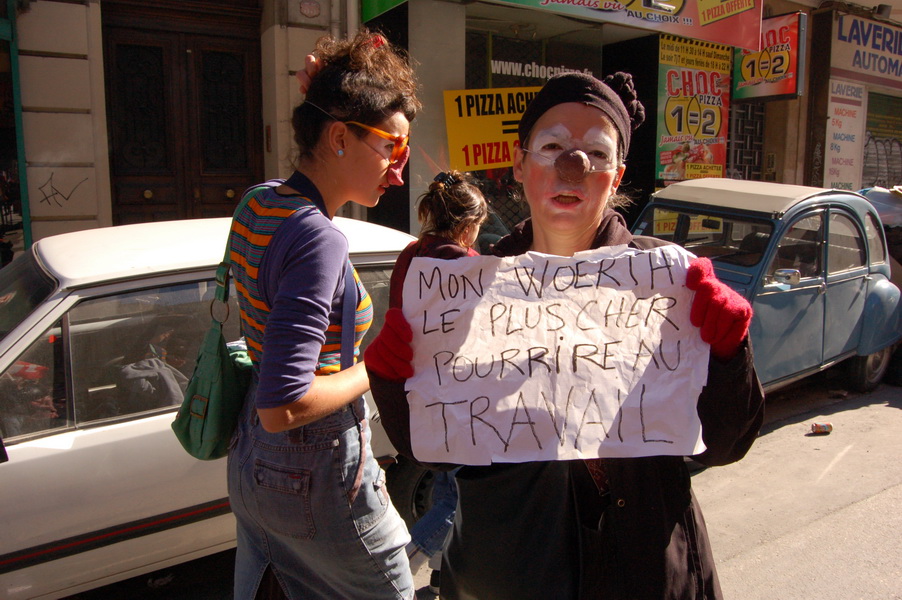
xmin=391 ymin=170 xmax=487 ymax=595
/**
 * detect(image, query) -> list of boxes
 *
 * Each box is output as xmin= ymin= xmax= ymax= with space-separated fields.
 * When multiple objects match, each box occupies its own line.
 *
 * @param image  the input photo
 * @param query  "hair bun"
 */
xmin=603 ymin=72 xmax=645 ymax=132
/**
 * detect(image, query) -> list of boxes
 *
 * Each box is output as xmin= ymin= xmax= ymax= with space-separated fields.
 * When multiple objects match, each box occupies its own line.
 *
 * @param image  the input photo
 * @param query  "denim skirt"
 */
xmin=228 ymin=382 xmax=414 ymax=599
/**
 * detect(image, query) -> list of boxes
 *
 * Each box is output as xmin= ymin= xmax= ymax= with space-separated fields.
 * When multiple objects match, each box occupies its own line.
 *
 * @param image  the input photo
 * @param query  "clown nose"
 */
xmin=555 ymin=149 xmax=591 ymax=183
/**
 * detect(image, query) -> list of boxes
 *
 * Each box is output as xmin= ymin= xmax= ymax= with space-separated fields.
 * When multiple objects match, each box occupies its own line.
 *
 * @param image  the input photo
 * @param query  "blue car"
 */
xmin=631 ymin=178 xmax=901 ymax=392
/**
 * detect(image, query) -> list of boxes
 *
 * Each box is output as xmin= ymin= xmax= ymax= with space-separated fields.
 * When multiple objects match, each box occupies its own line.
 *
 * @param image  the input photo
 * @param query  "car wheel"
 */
xmin=846 ymin=345 xmax=893 ymax=392
xmin=386 ymin=456 xmax=435 ymax=530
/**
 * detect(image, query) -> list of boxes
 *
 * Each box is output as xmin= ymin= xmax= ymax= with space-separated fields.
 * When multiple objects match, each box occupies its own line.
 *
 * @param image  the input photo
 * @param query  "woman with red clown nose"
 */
xmin=366 ymin=71 xmax=765 ymax=600
xmin=227 ymin=30 xmax=419 ymax=600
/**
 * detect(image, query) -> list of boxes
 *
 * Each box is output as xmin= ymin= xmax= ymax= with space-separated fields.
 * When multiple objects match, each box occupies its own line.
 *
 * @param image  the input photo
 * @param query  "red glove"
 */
xmin=364 ymin=308 xmax=414 ymax=381
xmin=686 ymin=258 xmax=752 ymax=361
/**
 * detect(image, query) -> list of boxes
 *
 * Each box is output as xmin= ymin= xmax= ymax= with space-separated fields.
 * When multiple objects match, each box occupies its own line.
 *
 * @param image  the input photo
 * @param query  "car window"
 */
xmin=632 ymin=206 xmax=773 ymax=266
xmin=828 ymin=212 xmax=867 ymax=274
xmin=863 ymin=212 xmax=886 ymax=265
xmin=0 ymin=252 xmax=56 ymax=338
xmin=0 ymin=319 xmax=69 ymax=440
xmin=767 ymin=212 xmax=823 ymax=280
xmin=0 ymin=264 xmax=388 ymax=443
xmin=68 ymin=281 xmax=241 ymax=424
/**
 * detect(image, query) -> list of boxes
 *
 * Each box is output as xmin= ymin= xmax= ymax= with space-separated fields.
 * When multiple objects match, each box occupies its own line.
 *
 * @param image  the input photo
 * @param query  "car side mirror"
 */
xmin=773 ymin=268 xmax=801 ymax=285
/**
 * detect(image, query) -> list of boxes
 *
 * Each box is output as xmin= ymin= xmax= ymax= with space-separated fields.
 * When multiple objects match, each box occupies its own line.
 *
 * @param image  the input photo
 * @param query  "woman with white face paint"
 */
xmin=365 ymin=72 xmax=764 ymax=600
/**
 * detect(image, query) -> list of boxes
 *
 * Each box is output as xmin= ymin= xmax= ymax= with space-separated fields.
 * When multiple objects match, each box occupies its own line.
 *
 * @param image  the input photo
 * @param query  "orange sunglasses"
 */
xmin=345 ymin=121 xmax=409 ymax=165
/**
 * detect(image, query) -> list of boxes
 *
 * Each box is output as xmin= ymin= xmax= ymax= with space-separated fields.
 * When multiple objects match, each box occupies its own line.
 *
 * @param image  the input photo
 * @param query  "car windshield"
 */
xmin=633 ymin=206 xmax=774 ymax=266
xmin=0 ymin=252 xmax=56 ymax=338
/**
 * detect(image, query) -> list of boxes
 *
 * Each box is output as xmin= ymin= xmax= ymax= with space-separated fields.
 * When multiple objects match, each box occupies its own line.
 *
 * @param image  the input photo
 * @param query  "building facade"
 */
xmin=0 ymin=0 xmax=899 ymax=255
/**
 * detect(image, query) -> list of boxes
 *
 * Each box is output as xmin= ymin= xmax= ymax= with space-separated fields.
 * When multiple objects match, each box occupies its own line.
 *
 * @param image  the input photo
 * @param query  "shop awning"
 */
xmin=363 ymin=0 xmax=763 ymax=51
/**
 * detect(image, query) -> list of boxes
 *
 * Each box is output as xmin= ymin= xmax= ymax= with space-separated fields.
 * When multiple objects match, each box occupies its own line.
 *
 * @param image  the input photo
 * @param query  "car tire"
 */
xmin=386 ymin=456 xmax=435 ymax=530
xmin=846 ymin=345 xmax=893 ymax=392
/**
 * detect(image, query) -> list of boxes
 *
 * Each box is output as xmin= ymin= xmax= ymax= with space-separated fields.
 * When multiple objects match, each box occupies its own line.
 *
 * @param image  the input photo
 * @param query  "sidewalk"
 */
xmin=692 ymin=384 xmax=902 ymax=599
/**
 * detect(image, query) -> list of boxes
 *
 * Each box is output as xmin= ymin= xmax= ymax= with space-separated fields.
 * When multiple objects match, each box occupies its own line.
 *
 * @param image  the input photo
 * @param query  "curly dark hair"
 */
xmin=292 ymin=29 xmax=421 ymax=161
xmin=417 ymin=171 xmax=488 ymax=243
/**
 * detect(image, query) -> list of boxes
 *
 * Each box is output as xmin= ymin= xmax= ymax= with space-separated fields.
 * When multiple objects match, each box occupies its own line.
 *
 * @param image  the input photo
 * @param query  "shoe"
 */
xmin=428 ymin=570 xmax=441 ymax=595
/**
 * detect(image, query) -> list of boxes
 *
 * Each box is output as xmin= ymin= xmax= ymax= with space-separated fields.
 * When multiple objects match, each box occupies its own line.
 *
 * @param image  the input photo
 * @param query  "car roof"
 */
xmin=32 ymin=216 xmax=415 ymax=290
xmin=860 ymin=186 xmax=902 ymax=227
xmin=651 ymin=179 xmax=836 ymax=216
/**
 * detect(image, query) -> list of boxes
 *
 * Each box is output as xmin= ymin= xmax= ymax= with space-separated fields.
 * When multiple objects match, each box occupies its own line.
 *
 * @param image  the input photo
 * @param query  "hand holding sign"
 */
xmin=686 ymin=257 xmax=752 ymax=361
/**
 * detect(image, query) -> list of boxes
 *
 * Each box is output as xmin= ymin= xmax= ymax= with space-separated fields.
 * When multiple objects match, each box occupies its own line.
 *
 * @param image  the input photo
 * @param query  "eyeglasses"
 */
xmin=304 ymin=101 xmax=410 ymax=165
xmin=521 ymin=147 xmax=619 ymax=174
xmin=346 ymin=121 xmax=409 ymax=165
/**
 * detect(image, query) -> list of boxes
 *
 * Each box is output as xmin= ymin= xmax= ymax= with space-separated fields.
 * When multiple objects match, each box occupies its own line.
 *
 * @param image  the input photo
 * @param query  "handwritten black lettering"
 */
xmin=552 ymin=264 xmax=576 ymax=291
xmin=574 ymin=261 xmax=594 ymax=289
xmin=470 ymin=396 xmax=507 ymax=449
xmin=489 ymin=303 xmax=507 ymax=336
xmin=576 ymin=299 xmax=598 ymax=331
xmin=432 ymin=351 xmax=454 ymax=385
xmin=646 ymin=296 xmax=679 ymax=331
xmin=646 ymin=252 xmax=675 ymax=288
xmin=419 ymin=265 xmax=485 ymax=301
xmin=639 ymin=384 xmax=674 ymax=444
xmin=500 ymin=348 xmax=525 ymax=378
xmin=419 ymin=267 xmax=444 ymax=300
xmin=633 ymin=339 xmax=659 ymax=371
xmin=572 ymin=342 xmax=620 ymax=372
xmin=421 ymin=310 xmax=438 ymax=335
xmin=425 ymin=400 xmax=467 ymax=451
xmin=504 ymin=392 xmax=543 ymax=451
xmin=542 ymin=388 xmax=572 ymax=446
xmin=546 ymin=304 xmax=566 ymax=330
xmin=452 ymin=355 xmax=475 ymax=382
xmin=627 ymin=254 xmax=640 ymax=285
xmin=526 ymin=346 xmax=553 ymax=376
xmin=514 ymin=262 xmax=549 ymax=298
xmin=595 ymin=258 xmax=621 ymax=287
xmin=623 ymin=297 xmax=643 ymax=328
xmin=439 ymin=308 xmax=460 ymax=333
xmin=575 ymin=389 xmax=608 ymax=450
xmin=658 ymin=340 xmax=681 ymax=371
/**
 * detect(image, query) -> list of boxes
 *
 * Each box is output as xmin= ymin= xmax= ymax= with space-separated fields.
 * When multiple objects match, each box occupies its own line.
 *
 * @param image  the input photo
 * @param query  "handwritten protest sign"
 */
xmin=403 ymin=244 xmax=709 ymax=465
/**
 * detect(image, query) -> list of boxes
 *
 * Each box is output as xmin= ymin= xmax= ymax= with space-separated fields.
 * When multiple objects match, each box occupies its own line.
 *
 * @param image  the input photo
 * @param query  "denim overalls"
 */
xmin=228 ymin=378 xmax=414 ymax=599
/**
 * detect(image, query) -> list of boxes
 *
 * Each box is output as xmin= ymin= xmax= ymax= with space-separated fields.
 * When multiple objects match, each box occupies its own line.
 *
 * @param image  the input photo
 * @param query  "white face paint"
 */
xmin=527 ymin=123 xmax=619 ymax=172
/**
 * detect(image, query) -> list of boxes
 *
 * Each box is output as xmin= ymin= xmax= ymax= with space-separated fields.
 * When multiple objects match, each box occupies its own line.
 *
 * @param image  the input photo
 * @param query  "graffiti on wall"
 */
xmin=38 ymin=173 xmax=88 ymax=208
xmin=862 ymin=131 xmax=902 ymax=188
xmin=862 ymin=93 xmax=902 ymax=188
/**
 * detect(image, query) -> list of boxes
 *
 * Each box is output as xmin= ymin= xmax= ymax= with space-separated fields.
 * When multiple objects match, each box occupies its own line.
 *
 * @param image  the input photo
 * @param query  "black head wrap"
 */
xmin=517 ymin=72 xmax=645 ymax=156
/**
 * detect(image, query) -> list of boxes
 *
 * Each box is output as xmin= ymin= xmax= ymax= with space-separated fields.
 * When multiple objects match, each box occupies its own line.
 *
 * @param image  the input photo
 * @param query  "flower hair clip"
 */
xmin=433 ymin=171 xmax=460 ymax=186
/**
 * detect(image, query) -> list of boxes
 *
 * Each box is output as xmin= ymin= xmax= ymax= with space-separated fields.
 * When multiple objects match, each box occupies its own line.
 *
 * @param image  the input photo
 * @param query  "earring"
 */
xmin=337 ymin=149 xmax=344 ymax=157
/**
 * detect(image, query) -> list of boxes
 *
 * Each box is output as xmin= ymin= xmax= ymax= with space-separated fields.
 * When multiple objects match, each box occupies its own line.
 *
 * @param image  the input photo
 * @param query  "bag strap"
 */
xmin=340 ymin=262 xmax=356 ymax=371
xmin=212 ymin=197 xmax=252 ymax=313
xmin=214 ymin=172 xmax=314 ymax=307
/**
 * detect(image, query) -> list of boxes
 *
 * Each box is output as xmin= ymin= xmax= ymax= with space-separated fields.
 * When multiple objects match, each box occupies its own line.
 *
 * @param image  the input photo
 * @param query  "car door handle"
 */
xmin=818 ymin=282 xmax=826 ymax=294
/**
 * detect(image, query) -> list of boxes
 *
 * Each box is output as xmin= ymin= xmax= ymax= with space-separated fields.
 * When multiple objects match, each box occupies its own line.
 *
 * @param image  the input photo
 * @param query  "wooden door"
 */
xmin=103 ymin=16 xmax=262 ymax=224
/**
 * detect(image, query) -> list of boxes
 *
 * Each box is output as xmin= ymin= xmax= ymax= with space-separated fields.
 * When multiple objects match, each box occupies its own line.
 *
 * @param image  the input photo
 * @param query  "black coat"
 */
xmin=369 ymin=211 xmax=765 ymax=600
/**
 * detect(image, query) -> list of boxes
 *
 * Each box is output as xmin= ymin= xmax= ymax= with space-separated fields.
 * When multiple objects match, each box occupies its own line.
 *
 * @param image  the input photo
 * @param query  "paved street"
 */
xmin=69 ymin=372 xmax=902 ymax=599
xmin=693 ymin=375 xmax=902 ymax=599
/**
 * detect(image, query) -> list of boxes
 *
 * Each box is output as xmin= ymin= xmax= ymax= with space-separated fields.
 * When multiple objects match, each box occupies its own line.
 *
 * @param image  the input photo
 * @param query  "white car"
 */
xmin=0 ymin=216 xmax=418 ymax=599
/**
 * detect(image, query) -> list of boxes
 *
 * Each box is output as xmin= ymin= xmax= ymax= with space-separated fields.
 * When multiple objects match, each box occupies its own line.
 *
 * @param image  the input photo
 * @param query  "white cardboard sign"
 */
xmin=403 ymin=244 xmax=709 ymax=465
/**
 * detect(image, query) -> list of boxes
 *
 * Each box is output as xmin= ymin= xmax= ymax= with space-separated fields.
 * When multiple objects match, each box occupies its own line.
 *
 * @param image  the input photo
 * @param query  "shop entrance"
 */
xmin=102 ymin=2 xmax=262 ymax=225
